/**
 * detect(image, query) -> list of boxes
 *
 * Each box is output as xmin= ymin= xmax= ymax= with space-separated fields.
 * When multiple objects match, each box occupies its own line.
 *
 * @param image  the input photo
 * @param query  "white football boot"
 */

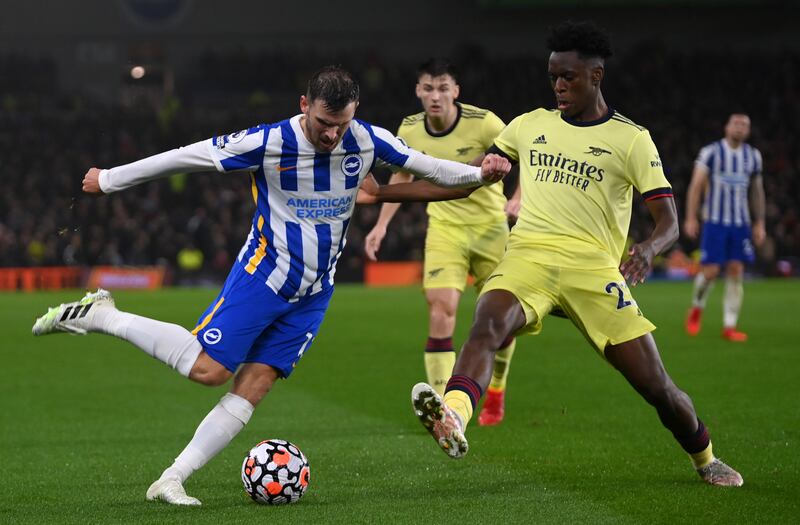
xmin=146 ymin=478 xmax=202 ymax=506
xmin=411 ymin=382 xmax=469 ymax=459
xmin=31 ymin=289 xmax=115 ymax=336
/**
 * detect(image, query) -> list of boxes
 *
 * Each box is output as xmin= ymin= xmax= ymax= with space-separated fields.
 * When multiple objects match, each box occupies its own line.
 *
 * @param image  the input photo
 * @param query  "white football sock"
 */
xmin=160 ymin=393 xmax=255 ymax=483
xmin=723 ymin=277 xmax=744 ymax=328
xmin=691 ymin=272 xmax=715 ymax=308
xmin=93 ymin=309 xmax=202 ymax=377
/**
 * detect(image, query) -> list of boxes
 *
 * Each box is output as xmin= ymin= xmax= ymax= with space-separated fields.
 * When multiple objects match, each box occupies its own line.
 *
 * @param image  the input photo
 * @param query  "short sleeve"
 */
xmin=694 ymin=143 xmax=715 ymax=172
xmin=626 ymin=130 xmax=672 ymax=196
xmin=492 ymin=114 xmax=523 ymax=162
xmin=480 ymin=111 xmax=506 ymax=149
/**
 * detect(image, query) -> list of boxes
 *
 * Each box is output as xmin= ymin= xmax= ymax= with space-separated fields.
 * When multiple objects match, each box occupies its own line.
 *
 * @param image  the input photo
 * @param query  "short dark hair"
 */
xmin=546 ymin=20 xmax=613 ymax=60
xmin=307 ymin=66 xmax=360 ymax=112
xmin=416 ymin=58 xmax=458 ymax=83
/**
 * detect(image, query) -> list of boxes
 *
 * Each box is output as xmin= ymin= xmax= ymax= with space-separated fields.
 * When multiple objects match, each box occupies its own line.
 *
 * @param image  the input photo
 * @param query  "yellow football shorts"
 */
xmin=423 ymin=218 xmax=509 ymax=292
xmin=480 ymin=254 xmax=656 ymax=355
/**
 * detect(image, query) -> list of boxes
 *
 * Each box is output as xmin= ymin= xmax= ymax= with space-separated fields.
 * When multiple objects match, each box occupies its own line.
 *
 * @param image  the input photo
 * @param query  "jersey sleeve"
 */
xmin=626 ymin=130 xmax=673 ymax=199
xmin=207 ymin=125 xmax=269 ymax=173
xmin=480 ymin=111 xmax=506 ymax=149
xmin=694 ymin=143 xmax=715 ymax=172
xmin=492 ymin=114 xmax=523 ymax=161
xmin=370 ymin=125 xmax=484 ymax=188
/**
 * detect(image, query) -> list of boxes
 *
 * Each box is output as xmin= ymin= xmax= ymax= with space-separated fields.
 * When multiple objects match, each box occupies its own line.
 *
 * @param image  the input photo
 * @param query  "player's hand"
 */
xmin=480 ymin=154 xmax=511 ymax=184
xmin=752 ymin=220 xmax=766 ymax=247
xmin=620 ymin=242 xmax=656 ymax=286
xmin=357 ymin=174 xmax=380 ymax=205
xmin=683 ymin=217 xmax=699 ymax=239
xmin=505 ymin=196 xmax=521 ymax=223
xmin=364 ymin=225 xmax=386 ymax=262
xmin=82 ymin=168 xmax=105 ymax=194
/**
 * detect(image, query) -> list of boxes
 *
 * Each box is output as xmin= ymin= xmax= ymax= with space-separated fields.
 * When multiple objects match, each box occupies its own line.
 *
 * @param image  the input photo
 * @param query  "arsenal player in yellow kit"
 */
xmin=365 ymin=59 xmax=519 ymax=425
xmin=389 ymin=21 xmax=742 ymax=486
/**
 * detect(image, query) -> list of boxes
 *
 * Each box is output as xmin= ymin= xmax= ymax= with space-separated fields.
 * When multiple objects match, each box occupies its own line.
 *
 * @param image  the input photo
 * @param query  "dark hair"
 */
xmin=416 ymin=58 xmax=458 ymax=83
xmin=546 ymin=20 xmax=613 ymax=60
xmin=307 ymin=66 xmax=360 ymax=112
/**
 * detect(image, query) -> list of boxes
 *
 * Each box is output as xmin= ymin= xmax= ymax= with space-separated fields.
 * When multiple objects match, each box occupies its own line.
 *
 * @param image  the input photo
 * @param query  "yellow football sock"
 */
xmin=690 ymin=442 xmax=714 ymax=469
xmin=489 ymin=338 xmax=516 ymax=391
xmin=424 ymin=351 xmax=456 ymax=396
xmin=442 ymin=390 xmax=473 ymax=429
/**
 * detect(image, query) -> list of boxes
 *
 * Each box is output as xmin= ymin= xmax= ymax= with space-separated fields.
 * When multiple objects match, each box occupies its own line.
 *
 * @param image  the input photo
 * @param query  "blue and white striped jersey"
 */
xmin=696 ymin=139 xmax=762 ymax=227
xmin=100 ymin=114 xmax=484 ymax=302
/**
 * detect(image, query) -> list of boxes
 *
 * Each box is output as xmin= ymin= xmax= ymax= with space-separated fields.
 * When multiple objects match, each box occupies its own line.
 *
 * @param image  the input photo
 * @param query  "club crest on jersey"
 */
xmin=585 ymin=146 xmax=612 ymax=157
xmin=203 ymin=328 xmax=223 ymax=345
xmin=341 ymin=154 xmax=363 ymax=176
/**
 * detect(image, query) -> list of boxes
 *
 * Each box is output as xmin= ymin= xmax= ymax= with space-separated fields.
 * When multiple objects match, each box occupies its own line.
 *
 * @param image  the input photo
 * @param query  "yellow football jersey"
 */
xmin=398 ymin=102 xmax=506 ymax=224
xmin=494 ymin=108 xmax=672 ymax=269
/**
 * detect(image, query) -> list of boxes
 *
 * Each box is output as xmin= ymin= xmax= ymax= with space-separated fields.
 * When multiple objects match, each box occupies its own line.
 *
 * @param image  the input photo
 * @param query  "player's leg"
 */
xmin=148 ymin=363 xmax=276 ymax=506
xmin=469 ymin=222 xmax=516 ymax=426
xmin=424 ymin=287 xmax=462 ymax=395
xmin=32 ymin=288 xmax=213 ymax=381
xmin=605 ymin=334 xmax=743 ymax=486
xmin=686 ymin=223 xmax=725 ymax=335
xmin=422 ymin=220 xmax=470 ymax=395
xmin=412 ymin=289 xmax=528 ymax=458
xmin=721 ymin=225 xmax=754 ymax=342
xmin=721 ymin=260 xmax=747 ymax=341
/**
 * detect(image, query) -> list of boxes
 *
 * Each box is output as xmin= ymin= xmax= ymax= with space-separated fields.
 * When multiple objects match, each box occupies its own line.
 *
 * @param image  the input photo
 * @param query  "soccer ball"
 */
xmin=241 ymin=439 xmax=310 ymax=505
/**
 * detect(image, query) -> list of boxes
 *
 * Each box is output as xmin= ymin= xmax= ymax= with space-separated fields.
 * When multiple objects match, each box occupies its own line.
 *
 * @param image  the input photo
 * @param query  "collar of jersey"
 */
xmin=424 ymin=102 xmax=462 ymax=138
xmin=560 ymin=108 xmax=615 ymax=127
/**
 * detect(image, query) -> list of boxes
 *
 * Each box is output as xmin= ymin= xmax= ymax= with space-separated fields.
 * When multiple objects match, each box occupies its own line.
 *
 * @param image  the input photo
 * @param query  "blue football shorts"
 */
xmin=700 ymin=222 xmax=755 ymax=265
xmin=192 ymin=263 xmax=332 ymax=377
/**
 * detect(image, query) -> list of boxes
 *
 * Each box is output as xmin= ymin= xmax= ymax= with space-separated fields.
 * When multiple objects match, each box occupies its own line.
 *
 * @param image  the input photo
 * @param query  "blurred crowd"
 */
xmin=1 ymin=43 xmax=798 ymax=282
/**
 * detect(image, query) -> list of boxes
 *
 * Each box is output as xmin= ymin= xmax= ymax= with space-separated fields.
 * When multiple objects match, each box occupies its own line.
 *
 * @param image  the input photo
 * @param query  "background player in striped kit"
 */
xmin=31 ymin=66 xmax=511 ymax=506
xmin=684 ymin=113 xmax=766 ymax=342
xmin=364 ymin=58 xmax=520 ymax=426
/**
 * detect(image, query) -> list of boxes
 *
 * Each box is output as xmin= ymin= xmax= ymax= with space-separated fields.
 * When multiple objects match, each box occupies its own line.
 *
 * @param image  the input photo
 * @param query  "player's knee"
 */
xmin=189 ymin=361 xmax=232 ymax=386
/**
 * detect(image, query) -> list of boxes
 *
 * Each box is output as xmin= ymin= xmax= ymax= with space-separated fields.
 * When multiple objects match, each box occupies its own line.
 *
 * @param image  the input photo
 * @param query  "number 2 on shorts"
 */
xmin=605 ymin=282 xmax=632 ymax=310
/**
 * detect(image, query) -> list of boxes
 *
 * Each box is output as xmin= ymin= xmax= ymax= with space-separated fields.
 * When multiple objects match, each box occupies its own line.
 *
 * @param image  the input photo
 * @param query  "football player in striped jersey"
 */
xmin=31 ymin=66 xmax=511 ymax=506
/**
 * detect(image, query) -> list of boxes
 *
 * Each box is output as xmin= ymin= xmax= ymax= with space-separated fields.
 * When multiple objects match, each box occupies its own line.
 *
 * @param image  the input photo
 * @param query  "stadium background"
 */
xmin=2 ymin=2 xmax=800 ymax=523
xmin=1 ymin=0 xmax=797 ymax=285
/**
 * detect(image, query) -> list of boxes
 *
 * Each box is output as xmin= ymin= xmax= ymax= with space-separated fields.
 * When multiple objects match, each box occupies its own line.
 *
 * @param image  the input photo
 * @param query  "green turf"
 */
xmin=1 ymin=280 xmax=798 ymax=524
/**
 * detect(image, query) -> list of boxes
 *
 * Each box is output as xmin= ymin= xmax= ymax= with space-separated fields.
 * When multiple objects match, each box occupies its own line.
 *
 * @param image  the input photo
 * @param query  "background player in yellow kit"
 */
xmin=364 ymin=59 xmax=520 ymax=425
xmin=403 ymin=21 xmax=744 ymax=486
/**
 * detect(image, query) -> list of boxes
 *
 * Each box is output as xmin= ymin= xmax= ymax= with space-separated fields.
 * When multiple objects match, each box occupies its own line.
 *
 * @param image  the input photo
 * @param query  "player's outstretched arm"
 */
xmin=88 ymin=141 xmax=225 ymax=195
xmin=620 ymin=196 xmax=679 ymax=286
xmin=357 ymin=174 xmax=476 ymax=205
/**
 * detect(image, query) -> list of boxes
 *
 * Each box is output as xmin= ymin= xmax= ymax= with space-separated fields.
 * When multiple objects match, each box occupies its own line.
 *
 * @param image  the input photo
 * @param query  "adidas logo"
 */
xmin=532 ymin=135 xmax=547 ymax=144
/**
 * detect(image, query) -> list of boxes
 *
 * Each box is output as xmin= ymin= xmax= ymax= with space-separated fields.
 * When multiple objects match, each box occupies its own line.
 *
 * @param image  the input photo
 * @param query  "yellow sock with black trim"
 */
xmin=690 ymin=442 xmax=714 ymax=469
xmin=673 ymin=419 xmax=713 ymax=469
xmin=489 ymin=336 xmax=516 ymax=391
xmin=443 ymin=375 xmax=483 ymax=430
xmin=424 ymin=337 xmax=455 ymax=396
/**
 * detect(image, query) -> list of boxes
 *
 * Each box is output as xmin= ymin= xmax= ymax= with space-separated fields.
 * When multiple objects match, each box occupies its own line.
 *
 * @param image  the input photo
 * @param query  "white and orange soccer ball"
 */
xmin=242 ymin=439 xmax=310 ymax=505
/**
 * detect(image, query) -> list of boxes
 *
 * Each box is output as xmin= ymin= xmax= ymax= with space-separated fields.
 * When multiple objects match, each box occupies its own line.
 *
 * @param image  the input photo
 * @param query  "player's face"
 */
xmin=548 ymin=51 xmax=603 ymax=119
xmin=300 ymin=95 xmax=358 ymax=152
xmin=725 ymin=114 xmax=751 ymax=143
xmin=415 ymin=74 xmax=460 ymax=118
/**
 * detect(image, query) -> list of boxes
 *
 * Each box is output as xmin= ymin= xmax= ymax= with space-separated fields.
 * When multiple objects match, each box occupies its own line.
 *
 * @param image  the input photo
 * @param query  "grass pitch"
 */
xmin=1 ymin=280 xmax=798 ymax=524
